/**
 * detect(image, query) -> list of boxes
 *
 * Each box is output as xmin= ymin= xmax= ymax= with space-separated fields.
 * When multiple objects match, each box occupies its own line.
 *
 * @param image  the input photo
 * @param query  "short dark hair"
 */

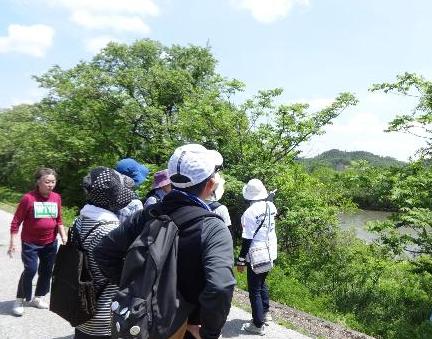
xmin=173 ymin=173 xmax=214 ymax=196
xmin=34 ymin=168 xmax=57 ymax=182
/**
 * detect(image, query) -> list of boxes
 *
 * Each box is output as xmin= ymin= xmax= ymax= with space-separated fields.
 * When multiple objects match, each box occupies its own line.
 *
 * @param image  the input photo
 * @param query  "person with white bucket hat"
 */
xmin=236 ymin=178 xmax=277 ymax=336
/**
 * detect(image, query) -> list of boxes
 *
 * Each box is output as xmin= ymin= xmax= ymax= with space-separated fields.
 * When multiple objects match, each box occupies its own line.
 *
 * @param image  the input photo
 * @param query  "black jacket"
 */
xmin=94 ymin=190 xmax=236 ymax=339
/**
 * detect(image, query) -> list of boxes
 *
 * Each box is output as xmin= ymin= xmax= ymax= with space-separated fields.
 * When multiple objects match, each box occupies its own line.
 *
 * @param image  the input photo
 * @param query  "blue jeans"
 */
xmin=16 ymin=240 xmax=57 ymax=301
xmin=247 ymin=264 xmax=270 ymax=327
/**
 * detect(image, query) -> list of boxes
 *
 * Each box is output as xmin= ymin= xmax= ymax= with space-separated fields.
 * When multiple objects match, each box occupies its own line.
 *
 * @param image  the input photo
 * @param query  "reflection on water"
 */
xmin=339 ymin=210 xmax=420 ymax=255
xmin=339 ymin=210 xmax=392 ymax=243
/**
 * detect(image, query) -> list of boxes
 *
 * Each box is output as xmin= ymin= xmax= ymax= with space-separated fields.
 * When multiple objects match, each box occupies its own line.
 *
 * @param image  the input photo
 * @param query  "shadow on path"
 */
xmin=0 ymin=300 xmax=15 ymax=316
xmin=222 ymin=318 xmax=251 ymax=338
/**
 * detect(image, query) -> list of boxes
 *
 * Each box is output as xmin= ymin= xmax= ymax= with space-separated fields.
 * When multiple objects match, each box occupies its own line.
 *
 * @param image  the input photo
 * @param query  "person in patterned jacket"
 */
xmin=73 ymin=167 xmax=135 ymax=339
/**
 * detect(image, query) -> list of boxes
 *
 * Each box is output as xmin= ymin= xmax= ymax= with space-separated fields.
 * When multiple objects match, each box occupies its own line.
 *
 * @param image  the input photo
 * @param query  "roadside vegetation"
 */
xmin=0 ymin=40 xmax=431 ymax=338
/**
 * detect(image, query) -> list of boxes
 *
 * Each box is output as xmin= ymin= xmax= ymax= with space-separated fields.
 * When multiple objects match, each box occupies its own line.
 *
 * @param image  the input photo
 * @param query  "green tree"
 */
xmin=0 ymin=104 xmax=52 ymax=190
xmin=371 ymin=72 xmax=432 ymax=158
xmin=229 ymin=89 xmax=358 ymax=181
xmin=0 ymin=39 xmax=357 ymax=206
xmin=370 ymin=73 xmax=432 ymax=264
xmin=0 ymin=40 xmax=246 ymax=204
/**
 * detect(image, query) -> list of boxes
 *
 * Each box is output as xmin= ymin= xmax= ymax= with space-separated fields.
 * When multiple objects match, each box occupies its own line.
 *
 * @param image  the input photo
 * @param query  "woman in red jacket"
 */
xmin=7 ymin=168 xmax=67 ymax=316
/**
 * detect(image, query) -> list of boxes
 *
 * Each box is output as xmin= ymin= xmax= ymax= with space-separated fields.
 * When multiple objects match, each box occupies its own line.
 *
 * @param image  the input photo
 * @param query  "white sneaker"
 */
xmin=12 ymin=298 xmax=24 ymax=316
xmin=264 ymin=312 xmax=273 ymax=324
xmin=29 ymin=296 xmax=48 ymax=309
xmin=244 ymin=322 xmax=265 ymax=335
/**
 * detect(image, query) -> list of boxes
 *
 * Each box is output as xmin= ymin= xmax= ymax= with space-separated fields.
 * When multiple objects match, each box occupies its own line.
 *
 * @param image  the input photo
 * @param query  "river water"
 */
xmin=339 ymin=209 xmax=419 ymax=256
xmin=338 ymin=209 xmax=392 ymax=243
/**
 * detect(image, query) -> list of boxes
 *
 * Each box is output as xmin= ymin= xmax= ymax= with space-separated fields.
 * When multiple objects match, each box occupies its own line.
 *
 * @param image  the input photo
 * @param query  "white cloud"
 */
xmin=291 ymin=97 xmax=333 ymax=111
xmin=45 ymin=0 xmax=159 ymax=34
xmin=232 ymin=0 xmax=309 ymax=24
xmin=47 ymin=0 xmax=159 ymax=16
xmin=295 ymin=91 xmax=425 ymax=161
xmin=9 ymin=87 xmax=47 ymax=106
xmin=0 ymin=24 xmax=55 ymax=57
xmin=85 ymin=35 xmax=119 ymax=54
xmin=72 ymin=10 xmax=150 ymax=34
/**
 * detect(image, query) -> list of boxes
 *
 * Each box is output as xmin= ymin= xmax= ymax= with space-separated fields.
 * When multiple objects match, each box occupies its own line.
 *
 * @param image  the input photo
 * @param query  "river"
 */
xmin=339 ymin=209 xmax=419 ymax=255
xmin=339 ymin=209 xmax=392 ymax=243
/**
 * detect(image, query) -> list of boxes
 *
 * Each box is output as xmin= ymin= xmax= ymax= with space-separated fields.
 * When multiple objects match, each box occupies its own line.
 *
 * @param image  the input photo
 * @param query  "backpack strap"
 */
xmin=145 ymin=204 xmax=223 ymax=229
xmin=141 ymin=205 xmax=224 ymax=242
xmin=72 ymin=219 xmax=117 ymax=251
xmin=73 ymin=219 xmax=117 ymax=297
xmin=208 ymin=201 xmax=222 ymax=211
xmin=81 ymin=221 xmax=104 ymax=242
xmin=169 ymin=205 xmax=224 ymax=228
xmin=252 ymin=202 xmax=269 ymax=239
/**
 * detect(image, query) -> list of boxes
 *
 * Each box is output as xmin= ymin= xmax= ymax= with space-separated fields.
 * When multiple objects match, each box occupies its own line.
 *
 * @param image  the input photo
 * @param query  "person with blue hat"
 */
xmin=115 ymin=158 xmax=150 ymax=223
xmin=115 ymin=158 xmax=149 ymax=187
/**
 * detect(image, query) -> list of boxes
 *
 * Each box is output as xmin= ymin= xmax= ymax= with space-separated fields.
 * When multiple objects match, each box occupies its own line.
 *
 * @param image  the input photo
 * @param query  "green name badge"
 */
xmin=34 ymin=202 xmax=58 ymax=218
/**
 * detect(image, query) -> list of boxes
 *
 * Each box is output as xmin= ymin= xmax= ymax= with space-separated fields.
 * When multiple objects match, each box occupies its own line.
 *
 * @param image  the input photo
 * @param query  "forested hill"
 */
xmin=299 ymin=149 xmax=405 ymax=170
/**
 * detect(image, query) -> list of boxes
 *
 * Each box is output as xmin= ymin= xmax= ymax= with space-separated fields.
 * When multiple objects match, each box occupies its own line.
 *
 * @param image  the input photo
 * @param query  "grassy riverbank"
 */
xmin=235 ymin=248 xmax=432 ymax=339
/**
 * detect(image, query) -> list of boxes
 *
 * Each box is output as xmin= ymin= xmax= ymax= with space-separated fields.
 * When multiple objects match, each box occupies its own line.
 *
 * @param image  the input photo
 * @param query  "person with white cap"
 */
xmin=236 ymin=178 xmax=277 ymax=335
xmin=94 ymin=143 xmax=235 ymax=339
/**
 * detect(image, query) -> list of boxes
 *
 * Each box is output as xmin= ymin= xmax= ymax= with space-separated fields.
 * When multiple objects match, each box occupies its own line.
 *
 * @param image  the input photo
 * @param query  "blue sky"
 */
xmin=1 ymin=0 xmax=431 ymax=161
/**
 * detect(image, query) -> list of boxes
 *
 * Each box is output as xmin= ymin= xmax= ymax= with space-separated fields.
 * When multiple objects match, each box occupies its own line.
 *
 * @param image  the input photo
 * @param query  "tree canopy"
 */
xmin=0 ymin=39 xmax=357 ymax=205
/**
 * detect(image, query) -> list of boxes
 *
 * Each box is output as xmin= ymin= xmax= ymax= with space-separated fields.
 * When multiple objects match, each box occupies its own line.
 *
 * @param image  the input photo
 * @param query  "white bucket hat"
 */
xmin=168 ymin=144 xmax=223 ymax=188
xmin=242 ymin=179 xmax=268 ymax=201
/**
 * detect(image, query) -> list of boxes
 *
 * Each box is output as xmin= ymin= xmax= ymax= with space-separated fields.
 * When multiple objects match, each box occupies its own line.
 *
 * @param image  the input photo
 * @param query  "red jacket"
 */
xmin=10 ymin=190 xmax=63 ymax=245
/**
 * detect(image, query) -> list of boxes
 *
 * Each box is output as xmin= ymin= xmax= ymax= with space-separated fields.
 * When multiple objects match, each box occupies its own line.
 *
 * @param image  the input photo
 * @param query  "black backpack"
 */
xmin=111 ymin=206 xmax=221 ymax=339
xmin=50 ymin=219 xmax=113 ymax=326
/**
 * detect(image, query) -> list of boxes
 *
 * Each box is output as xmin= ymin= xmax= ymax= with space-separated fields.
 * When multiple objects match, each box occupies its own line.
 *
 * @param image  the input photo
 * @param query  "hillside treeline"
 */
xmin=299 ymin=149 xmax=405 ymax=170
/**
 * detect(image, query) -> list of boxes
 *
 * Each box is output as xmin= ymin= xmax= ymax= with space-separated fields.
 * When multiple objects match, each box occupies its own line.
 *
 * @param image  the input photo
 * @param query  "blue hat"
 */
xmin=115 ymin=158 xmax=149 ymax=187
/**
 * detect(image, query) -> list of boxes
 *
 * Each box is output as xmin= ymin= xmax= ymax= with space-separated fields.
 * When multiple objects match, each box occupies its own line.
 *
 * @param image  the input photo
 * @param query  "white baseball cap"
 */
xmin=168 ymin=144 xmax=223 ymax=188
xmin=242 ymin=178 xmax=268 ymax=201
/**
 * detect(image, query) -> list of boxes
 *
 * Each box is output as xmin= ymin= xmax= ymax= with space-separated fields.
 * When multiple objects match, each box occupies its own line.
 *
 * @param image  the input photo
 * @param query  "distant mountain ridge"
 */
xmin=299 ymin=149 xmax=405 ymax=170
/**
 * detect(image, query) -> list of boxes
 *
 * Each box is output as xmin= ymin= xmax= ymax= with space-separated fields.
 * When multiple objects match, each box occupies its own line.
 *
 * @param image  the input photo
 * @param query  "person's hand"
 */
xmin=61 ymin=235 xmax=67 ymax=245
xmin=186 ymin=324 xmax=202 ymax=339
xmin=7 ymin=243 xmax=17 ymax=258
xmin=235 ymin=257 xmax=246 ymax=273
xmin=267 ymin=189 xmax=277 ymax=202
xmin=237 ymin=265 xmax=245 ymax=273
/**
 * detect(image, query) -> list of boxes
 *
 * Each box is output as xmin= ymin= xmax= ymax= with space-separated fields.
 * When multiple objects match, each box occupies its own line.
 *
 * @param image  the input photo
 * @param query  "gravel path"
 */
xmin=0 ymin=209 xmax=309 ymax=339
xmin=234 ymin=289 xmax=375 ymax=339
